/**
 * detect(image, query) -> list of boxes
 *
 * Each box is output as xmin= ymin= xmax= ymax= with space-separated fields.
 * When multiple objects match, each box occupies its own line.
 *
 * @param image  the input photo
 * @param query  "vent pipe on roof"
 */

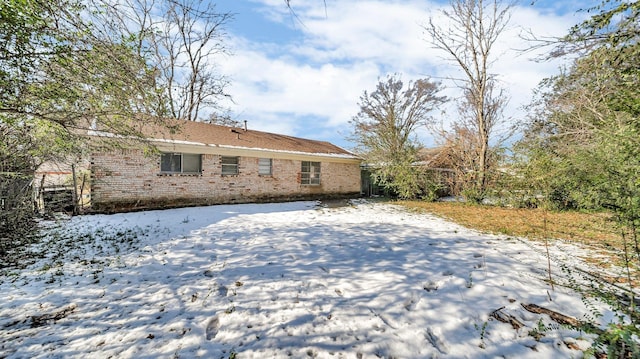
xmin=244 ymin=120 xmax=247 ymax=131
xmin=231 ymin=128 xmax=241 ymax=139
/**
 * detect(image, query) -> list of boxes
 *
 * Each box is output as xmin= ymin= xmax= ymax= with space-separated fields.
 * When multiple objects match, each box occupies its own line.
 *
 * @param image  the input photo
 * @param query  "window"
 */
xmin=160 ymin=153 xmax=201 ymax=174
xmin=301 ymin=161 xmax=321 ymax=185
xmin=258 ymin=158 xmax=272 ymax=175
xmin=221 ymin=156 xmax=239 ymax=175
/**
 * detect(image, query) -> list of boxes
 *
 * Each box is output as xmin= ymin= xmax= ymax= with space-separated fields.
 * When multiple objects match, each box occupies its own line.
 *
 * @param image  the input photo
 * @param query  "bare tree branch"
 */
xmin=423 ymin=0 xmax=513 ymax=201
xmin=350 ymin=74 xmax=447 ymax=199
xmin=99 ymin=0 xmax=233 ymax=121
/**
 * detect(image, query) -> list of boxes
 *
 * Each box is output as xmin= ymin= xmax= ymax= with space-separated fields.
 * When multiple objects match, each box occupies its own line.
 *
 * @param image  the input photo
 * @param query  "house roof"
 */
xmin=416 ymin=147 xmax=446 ymax=167
xmin=144 ymin=120 xmax=357 ymax=158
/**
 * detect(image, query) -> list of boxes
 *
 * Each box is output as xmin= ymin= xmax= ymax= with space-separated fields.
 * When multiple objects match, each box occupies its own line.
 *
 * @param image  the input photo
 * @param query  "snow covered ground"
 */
xmin=0 ymin=200 xmax=617 ymax=358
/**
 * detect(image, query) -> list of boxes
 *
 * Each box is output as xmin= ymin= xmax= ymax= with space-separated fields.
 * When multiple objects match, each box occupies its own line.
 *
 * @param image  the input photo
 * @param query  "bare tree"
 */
xmin=99 ymin=0 xmax=232 ymax=121
xmin=350 ymin=74 xmax=446 ymax=199
xmin=205 ymin=111 xmax=241 ymax=127
xmin=283 ymin=0 xmax=327 ymax=11
xmin=424 ymin=0 xmax=512 ymax=201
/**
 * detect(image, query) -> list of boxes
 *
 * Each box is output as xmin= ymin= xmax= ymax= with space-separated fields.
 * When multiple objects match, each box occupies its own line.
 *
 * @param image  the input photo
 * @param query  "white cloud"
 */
xmin=218 ymin=0 xmax=581 ymax=147
xmin=289 ymin=1 xmax=433 ymax=71
xmin=221 ymin=40 xmax=379 ymax=131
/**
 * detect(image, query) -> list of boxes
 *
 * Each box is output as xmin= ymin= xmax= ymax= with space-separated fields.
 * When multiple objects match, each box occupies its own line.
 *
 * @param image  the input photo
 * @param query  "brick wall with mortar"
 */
xmin=90 ymin=149 xmax=361 ymax=212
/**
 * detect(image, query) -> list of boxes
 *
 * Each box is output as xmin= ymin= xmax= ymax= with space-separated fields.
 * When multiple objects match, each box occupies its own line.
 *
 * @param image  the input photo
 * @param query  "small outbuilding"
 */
xmin=89 ymin=120 xmax=362 ymax=212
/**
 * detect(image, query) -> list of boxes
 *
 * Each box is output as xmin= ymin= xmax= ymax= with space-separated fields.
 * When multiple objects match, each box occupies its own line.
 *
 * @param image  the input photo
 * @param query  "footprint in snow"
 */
xmin=423 ymin=280 xmax=440 ymax=292
xmin=425 ymin=327 xmax=449 ymax=354
xmin=205 ymin=316 xmax=219 ymax=340
xmin=403 ymin=292 xmax=421 ymax=311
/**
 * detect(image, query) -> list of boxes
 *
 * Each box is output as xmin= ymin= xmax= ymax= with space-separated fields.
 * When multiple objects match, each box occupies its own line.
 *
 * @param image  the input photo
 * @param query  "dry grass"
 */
xmin=396 ymin=200 xmax=640 ymax=280
xmin=397 ymin=200 xmax=618 ymax=247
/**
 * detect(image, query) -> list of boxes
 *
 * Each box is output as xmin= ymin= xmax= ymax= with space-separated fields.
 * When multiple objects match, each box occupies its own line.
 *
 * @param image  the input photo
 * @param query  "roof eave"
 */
xmin=153 ymin=140 xmax=362 ymax=163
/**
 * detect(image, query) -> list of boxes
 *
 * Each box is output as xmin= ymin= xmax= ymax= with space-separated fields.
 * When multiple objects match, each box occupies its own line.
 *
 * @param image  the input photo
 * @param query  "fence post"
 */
xmin=72 ymin=164 xmax=79 ymax=215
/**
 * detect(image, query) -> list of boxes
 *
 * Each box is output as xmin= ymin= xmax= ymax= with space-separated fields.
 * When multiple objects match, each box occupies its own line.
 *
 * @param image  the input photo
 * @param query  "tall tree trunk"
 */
xmin=424 ymin=0 xmax=512 ymax=202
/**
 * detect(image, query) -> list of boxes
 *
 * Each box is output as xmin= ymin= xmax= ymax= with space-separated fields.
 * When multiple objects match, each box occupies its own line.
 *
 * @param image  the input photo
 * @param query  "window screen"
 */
xmin=160 ymin=153 xmax=201 ymax=173
xmin=258 ymin=158 xmax=272 ymax=175
xmin=221 ymin=156 xmax=239 ymax=175
xmin=182 ymin=153 xmax=202 ymax=173
xmin=301 ymin=161 xmax=321 ymax=185
xmin=161 ymin=153 xmax=182 ymax=173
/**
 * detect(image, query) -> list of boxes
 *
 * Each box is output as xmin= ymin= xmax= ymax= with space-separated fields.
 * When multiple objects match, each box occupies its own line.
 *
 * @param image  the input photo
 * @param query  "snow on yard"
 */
xmin=1 ymin=200 xmax=616 ymax=358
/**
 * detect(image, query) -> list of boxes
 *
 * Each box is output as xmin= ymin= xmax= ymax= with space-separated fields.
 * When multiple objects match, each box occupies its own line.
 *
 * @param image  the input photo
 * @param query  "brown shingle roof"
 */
xmin=146 ymin=120 xmax=356 ymax=157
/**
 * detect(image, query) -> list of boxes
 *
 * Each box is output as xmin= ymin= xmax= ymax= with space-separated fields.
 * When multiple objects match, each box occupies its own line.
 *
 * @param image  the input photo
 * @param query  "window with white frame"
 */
xmin=160 ymin=153 xmax=202 ymax=174
xmin=258 ymin=158 xmax=272 ymax=175
xmin=221 ymin=156 xmax=239 ymax=175
xmin=301 ymin=161 xmax=321 ymax=185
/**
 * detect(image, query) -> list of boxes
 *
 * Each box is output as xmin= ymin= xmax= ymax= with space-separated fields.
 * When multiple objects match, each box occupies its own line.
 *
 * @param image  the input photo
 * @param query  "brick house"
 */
xmin=89 ymin=121 xmax=362 ymax=212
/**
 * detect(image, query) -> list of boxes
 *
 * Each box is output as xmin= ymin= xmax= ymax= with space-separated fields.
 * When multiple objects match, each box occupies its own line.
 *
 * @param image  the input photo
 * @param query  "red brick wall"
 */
xmin=90 ymin=149 xmax=361 ymax=211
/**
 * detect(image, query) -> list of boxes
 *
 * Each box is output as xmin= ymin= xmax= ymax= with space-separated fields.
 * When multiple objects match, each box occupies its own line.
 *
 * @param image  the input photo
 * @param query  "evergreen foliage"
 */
xmin=515 ymin=1 xmax=640 ymax=356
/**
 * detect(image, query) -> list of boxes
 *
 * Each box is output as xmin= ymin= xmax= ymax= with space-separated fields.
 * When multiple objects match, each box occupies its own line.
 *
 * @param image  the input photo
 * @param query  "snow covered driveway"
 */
xmin=1 ymin=200 xmax=608 ymax=358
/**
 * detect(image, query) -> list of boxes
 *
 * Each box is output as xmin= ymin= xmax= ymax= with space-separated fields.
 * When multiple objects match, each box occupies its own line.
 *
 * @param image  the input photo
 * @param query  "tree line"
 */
xmin=351 ymin=0 xmax=512 ymax=203
xmin=349 ymin=2 xmax=639 ymax=355
xmin=352 ymin=0 xmax=639 ymax=223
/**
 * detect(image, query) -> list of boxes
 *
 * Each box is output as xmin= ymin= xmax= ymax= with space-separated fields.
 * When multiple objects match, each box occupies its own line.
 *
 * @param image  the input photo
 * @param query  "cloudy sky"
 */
xmin=214 ymin=0 xmax=590 ymax=149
